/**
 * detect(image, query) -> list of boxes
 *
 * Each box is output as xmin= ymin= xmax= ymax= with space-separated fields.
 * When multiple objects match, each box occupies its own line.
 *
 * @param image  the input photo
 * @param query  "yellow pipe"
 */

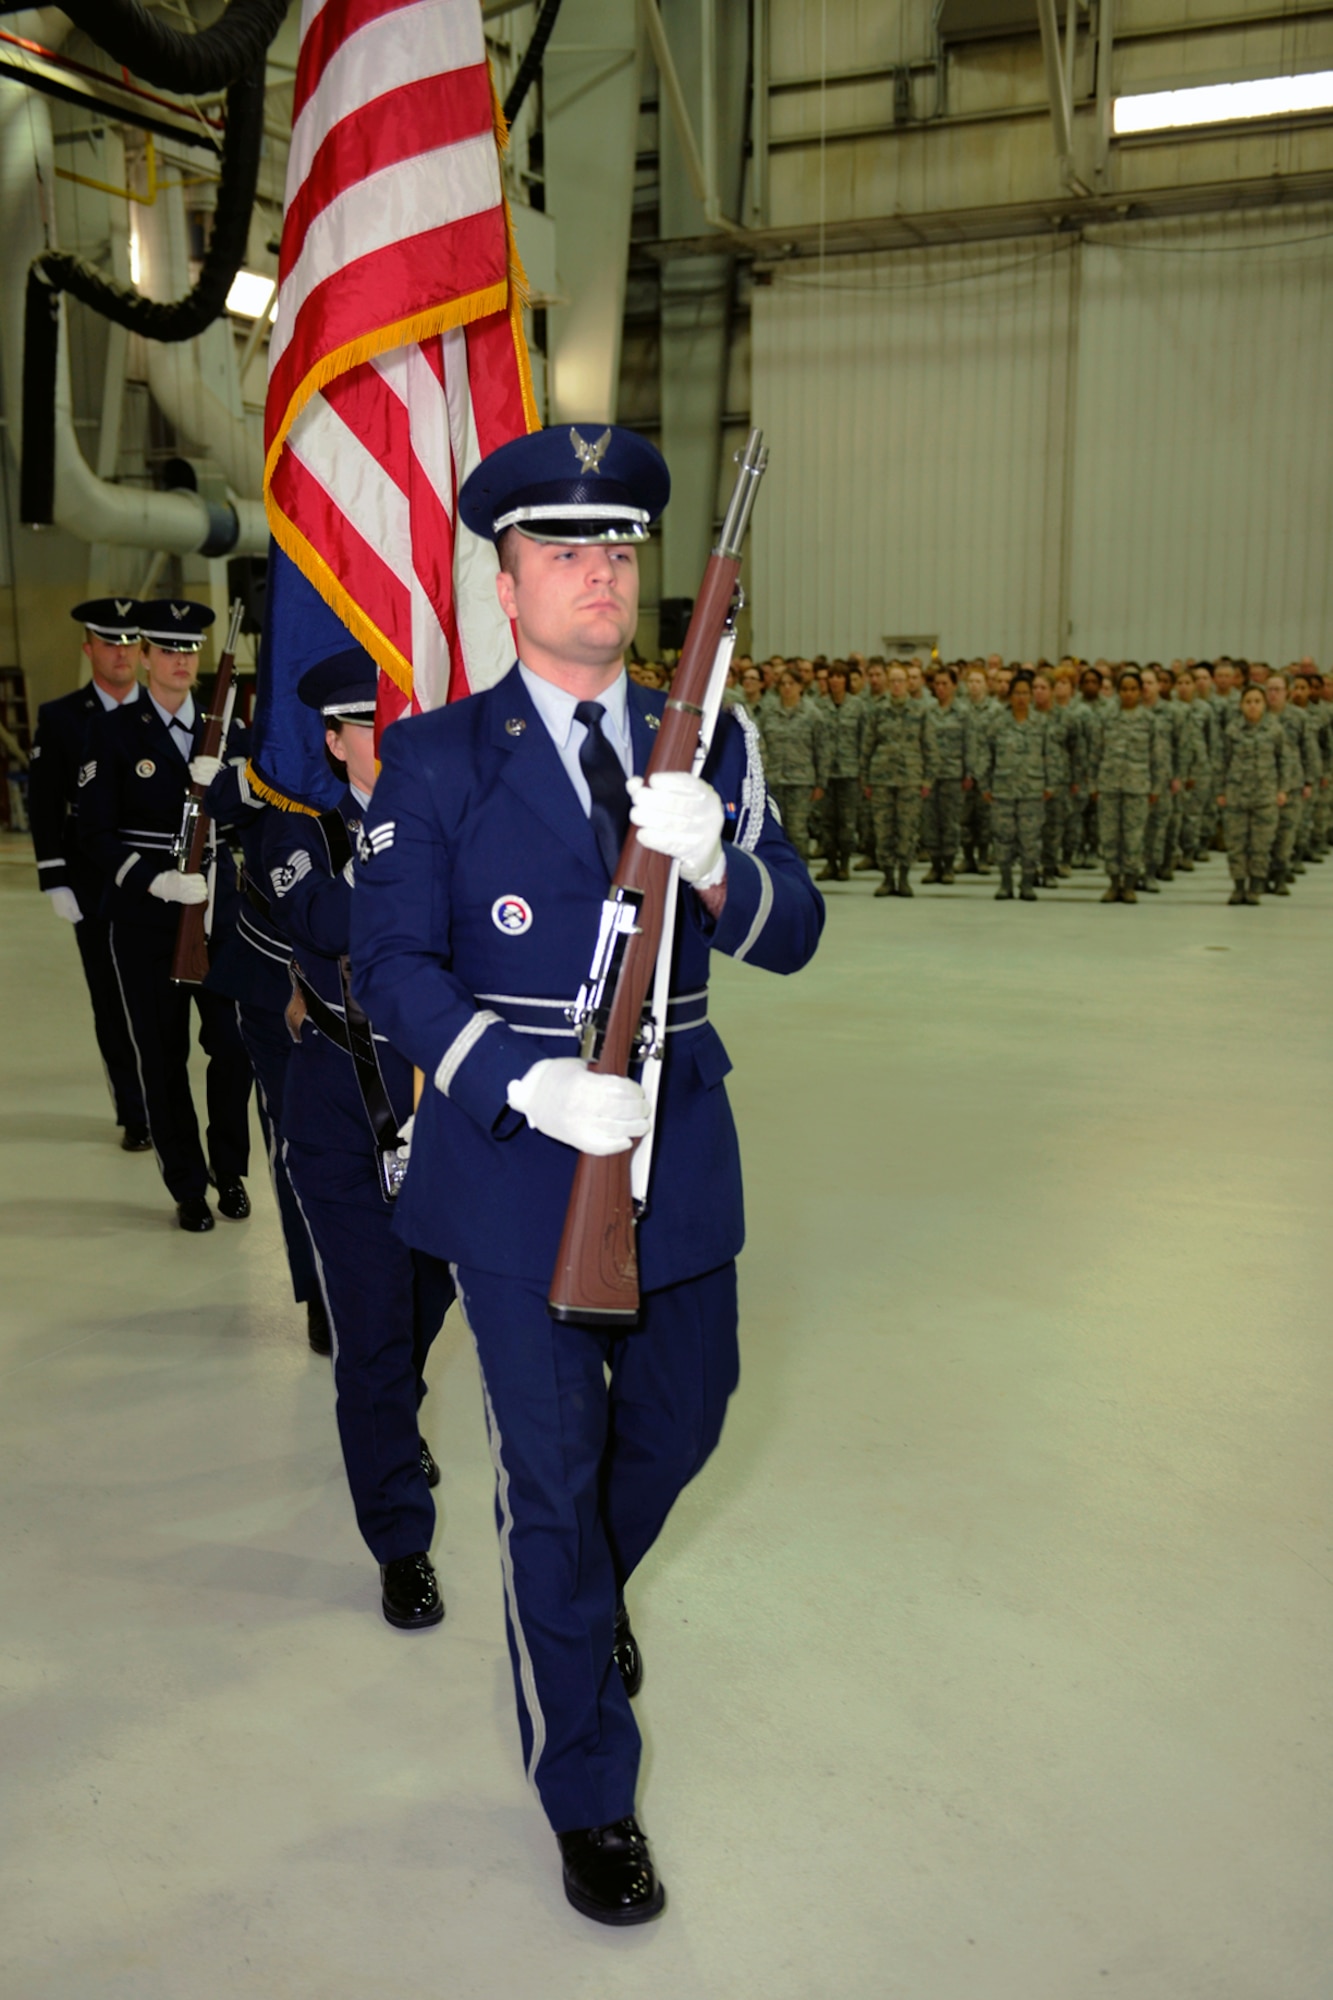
xmin=53 ymin=134 xmax=212 ymax=205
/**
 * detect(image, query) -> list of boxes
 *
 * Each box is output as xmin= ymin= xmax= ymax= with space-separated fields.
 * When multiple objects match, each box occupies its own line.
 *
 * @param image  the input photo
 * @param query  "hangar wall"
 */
xmin=751 ymin=203 xmax=1333 ymax=662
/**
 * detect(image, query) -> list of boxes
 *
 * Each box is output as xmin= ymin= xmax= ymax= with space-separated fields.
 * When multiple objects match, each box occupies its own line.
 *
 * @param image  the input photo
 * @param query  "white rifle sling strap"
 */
xmin=630 ymin=624 xmax=738 ymax=1211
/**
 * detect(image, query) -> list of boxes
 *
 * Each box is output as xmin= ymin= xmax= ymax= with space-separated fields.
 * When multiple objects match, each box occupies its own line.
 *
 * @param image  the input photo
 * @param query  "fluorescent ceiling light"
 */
xmin=1114 ymin=70 xmax=1333 ymax=134
xmin=225 ymin=269 xmax=277 ymax=319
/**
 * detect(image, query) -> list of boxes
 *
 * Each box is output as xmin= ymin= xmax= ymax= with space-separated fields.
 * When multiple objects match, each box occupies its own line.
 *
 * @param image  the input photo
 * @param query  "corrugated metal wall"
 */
xmin=751 ymin=206 xmax=1333 ymax=663
xmin=752 ymin=241 xmax=1075 ymax=659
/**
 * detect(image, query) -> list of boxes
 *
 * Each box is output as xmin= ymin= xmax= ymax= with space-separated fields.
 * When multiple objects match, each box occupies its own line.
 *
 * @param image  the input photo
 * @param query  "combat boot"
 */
xmin=1158 ymin=864 xmax=1174 ymax=881
xmin=995 ymin=866 xmax=1014 ymax=901
xmin=1019 ymin=873 xmax=1037 ymax=901
xmin=853 ymin=855 xmax=877 ymax=872
xmin=1120 ymin=881 xmax=1138 ymax=903
xmin=1176 ymin=856 xmax=1195 ymax=872
xmin=1100 ymin=878 xmax=1121 ymax=903
xmin=897 ymin=865 xmax=914 ymax=897
xmin=873 ymin=875 xmax=893 ymax=898
xmin=1243 ymin=880 xmax=1262 ymax=905
xmin=923 ymin=863 xmax=942 ymax=884
xmin=961 ymin=848 xmax=978 ymax=874
xmin=1270 ymin=869 xmax=1290 ymax=896
xmin=1137 ymin=874 xmax=1159 ymax=894
xmin=940 ymin=866 xmax=956 ymax=883
xmin=815 ymin=863 xmax=836 ymax=882
xmin=1227 ymin=881 xmax=1246 ymax=905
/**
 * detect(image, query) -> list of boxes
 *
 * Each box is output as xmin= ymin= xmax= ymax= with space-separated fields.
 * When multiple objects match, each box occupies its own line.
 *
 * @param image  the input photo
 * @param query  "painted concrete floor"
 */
xmin=0 ymin=853 xmax=1330 ymax=1999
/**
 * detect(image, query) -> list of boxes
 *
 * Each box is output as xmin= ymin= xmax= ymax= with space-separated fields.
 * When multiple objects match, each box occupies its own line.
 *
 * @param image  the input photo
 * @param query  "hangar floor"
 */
xmin=1 ymin=843 xmax=1330 ymax=2000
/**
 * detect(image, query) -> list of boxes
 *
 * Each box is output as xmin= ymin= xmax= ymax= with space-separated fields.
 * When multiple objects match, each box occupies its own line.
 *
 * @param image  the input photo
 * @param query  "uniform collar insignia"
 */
xmin=569 ymin=426 xmax=611 ymax=476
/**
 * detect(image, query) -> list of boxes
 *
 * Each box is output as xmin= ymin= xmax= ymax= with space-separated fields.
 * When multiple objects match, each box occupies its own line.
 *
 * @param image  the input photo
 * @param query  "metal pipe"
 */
xmin=638 ymin=0 xmax=745 ymax=235
xmin=1063 ymin=0 xmax=1078 ymax=129
xmin=751 ymin=0 xmax=769 ymax=225
xmin=700 ymin=0 xmax=717 ymax=218
xmin=1095 ymin=0 xmax=1115 ymax=180
xmin=1036 ymin=0 xmax=1075 ymax=173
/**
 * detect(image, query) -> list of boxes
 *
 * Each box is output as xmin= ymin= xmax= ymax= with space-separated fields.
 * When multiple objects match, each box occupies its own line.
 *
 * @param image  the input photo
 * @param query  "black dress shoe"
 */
xmin=380 ymin=1551 xmax=444 ymax=1629
xmin=558 ymin=1817 xmax=665 ymax=1926
xmin=120 ymin=1122 xmax=152 ymax=1152
xmin=419 ymin=1438 xmax=440 ymax=1488
xmin=215 ymin=1177 xmax=250 ymax=1221
xmin=306 ymin=1296 xmax=333 ymax=1356
xmin=177 ymin=1196 xmax=215 ymax=1233
xmin=613 ymin=1603 xmax=642 ymax=1698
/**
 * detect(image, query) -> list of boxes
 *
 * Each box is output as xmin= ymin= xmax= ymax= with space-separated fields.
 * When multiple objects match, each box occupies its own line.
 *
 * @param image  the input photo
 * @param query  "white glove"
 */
xmin=149 ymin=869 xmax=208 ymax=905
xmin=189 ymin=754 xmax=224 ymax=788
xmin=506 ymin=1057 xmax=650 ymax=1157
xmin=44 ymin=886 xmax=82 ymax=923
xmin=626 ymin=771 xmax=726 ymax=888
xmin=394 ymin=1112 xmax=415 ymax=1163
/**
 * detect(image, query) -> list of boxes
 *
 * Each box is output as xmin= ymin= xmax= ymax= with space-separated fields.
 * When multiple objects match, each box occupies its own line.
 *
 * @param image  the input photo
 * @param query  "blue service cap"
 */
xmin=297 ymin=644 xmax=378 ymax=720
xmin=139 ymin=599 xmax=216 ymax=651
xmin=458 ymin=424 xmax=669 ymax=545
xmin=71 ymin=596 xmax=142 ymax=644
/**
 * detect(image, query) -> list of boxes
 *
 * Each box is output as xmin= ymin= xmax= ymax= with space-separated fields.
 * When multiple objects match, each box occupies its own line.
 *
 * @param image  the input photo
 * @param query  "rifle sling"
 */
xmin=290 ymin=961 xmax=402 ymax=1159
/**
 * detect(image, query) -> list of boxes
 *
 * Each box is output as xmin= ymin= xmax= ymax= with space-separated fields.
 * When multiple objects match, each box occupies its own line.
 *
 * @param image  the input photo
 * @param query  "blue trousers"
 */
xmin=286 ymin=1140 xmax=451 ymax=1563
xmin=449 ymin=1259 xmax=740 ymax=1834
xmin=109 ymin=922 xmax=252 ymax=1202
xmin=235 ymin=1002 xmax=318 ymax=1306
xmin=73 ymin=912 xmax=145 ymax=1128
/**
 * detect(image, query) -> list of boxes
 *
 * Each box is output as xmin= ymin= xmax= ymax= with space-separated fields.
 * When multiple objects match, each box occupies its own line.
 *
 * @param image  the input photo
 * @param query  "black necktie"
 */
xmin=574 ymin=699 xmax=630 ymax=877
xmin=168 ymin=714 xmax=193 ymax=760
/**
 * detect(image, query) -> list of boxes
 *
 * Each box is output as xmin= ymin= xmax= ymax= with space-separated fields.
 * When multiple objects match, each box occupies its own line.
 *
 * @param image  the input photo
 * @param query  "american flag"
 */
xmin=263 ymin=0 xmax=538 ymax=731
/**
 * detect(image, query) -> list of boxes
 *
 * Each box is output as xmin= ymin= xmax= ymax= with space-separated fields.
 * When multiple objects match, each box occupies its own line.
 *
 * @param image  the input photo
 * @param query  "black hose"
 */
xmin=503 ymin=0 xmax=565 ymax=126
xmin=20 ymin=65 xmax=266 ymax=524
xmin=3 ymin=0 xmax=292 ymax=95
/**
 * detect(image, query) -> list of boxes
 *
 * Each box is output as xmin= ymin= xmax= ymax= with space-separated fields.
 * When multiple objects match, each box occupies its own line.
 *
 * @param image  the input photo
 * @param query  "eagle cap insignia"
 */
xmin=171 ymin=602 xmax=188 ymax=620
xmin=115 ymin=598 xmax=132 ymax=616
xmin=569 ymin=426 xmax=611 ymax=476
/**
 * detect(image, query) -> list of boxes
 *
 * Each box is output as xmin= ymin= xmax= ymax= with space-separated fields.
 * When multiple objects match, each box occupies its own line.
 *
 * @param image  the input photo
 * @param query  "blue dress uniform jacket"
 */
xmin=27 ymin=684 xmax=146 ymax=1130
xmin=351 ymin=669 xmax=824 ymax=1292
xmin=350 ymin=665 xmax=822 ymax=1836
xmin=74 ymin=696 xmax=256 ymax=1205
xmin=261 ymin=789 xmax=448 ymax=1564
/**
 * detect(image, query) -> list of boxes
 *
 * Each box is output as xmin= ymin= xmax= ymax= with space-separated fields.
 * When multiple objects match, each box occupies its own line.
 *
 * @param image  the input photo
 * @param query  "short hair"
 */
xmin=497 ymin=527 xmax=523 ymax=578
xmin=1117 ymin=668 xmax=1143 ymax=690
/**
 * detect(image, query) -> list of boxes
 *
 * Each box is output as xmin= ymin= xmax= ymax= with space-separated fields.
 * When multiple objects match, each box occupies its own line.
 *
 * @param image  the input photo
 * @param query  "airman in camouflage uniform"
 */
xmin=1219 ymin=684 xmax=1292 ymax=903
xmin=759 ymin=666 xmax=823 ymax=861
xmin=1072 ymin=665 xmax=1109 ymax=864
xmin=854 ymin=660 xmax=888 ymax=870
xmin=958 ymin=665 xmax=995 ymax=873
xmin=861 ymin=662 xmax=936 ymax=898
xmin=1169 ymin=669 xmax=1210 ymax=870
xmin=921 ymin=664 xmax=965 ymax=882
xmin=813 ymin=662 xmax=866 ymax=881
xmin=1138 ymin=667 xmax=1179 ymax=891
xmin=1093 ymin=668 xmax=1163 ymax=903
xmin=982 ymin=671 xmax=1050 ymax=899
xmin=1292 ymin=669 xmax=1330 ymax=859
xmin=1264 ymin=675 xmax=1315 ymax=893
xmin=1032 ymin=669 xmax=1076 ymax=884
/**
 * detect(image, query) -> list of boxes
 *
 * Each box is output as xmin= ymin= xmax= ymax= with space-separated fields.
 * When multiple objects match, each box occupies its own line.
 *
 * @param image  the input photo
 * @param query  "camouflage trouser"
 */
xmin=1041 ymin=792 xmax=1069 ymax=873
xmin=858 ymin=786 xmax=875 ymax=858
xmin=1272 ymin=798 xmax=1299 ymax=872
xmin=920 ymin=780 xmax=962 ymax=866
xmin=1296 ymin=789 xmax=1316 ymax=855
xmin=1178 ymin=782 xmax=1207 ymax=860
xmin=870 ymin=784 xmax=922 ymax=870
xmin=823 ymin=776 xmax=861 ymax=869
xmin=770 ymin=784 xmax=814 ymax=860
xmin=1314 ymin=778 xmax=1332 ymax=846
xmin=1098 ymin=792 xmax=1149 ymax=879
xmin=1223 ymin=803 xmax=1278 ymax=881
xmin=991 ymin=796 xmax=1044 ymax=883
xmin=959 ymin=784 xmax=990 ymax=864
xmin=1076 ymin=792 xmax=1101 ymax=861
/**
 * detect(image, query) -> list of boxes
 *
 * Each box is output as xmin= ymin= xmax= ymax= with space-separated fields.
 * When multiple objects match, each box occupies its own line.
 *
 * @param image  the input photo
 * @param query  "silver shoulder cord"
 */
xmin=630 ymin=611 xmax=739 ymax=1211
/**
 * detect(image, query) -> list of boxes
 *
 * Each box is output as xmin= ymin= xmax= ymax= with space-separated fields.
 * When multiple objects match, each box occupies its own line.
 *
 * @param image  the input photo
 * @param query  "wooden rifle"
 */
xmin=547 ymin=429 xmax=769 ymax=1326
xmin=169 ymin=598 xmax=245 ymax=987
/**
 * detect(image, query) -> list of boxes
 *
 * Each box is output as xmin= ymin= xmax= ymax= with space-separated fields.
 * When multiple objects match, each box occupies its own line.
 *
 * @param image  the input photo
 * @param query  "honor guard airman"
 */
xmin=351 ymin=423 xmax=823 ymax=1925
xmin=27 ymin=599 xmax=149 ymax=1148
xmin=76 ymin=599 xmax=256 ymax=1231
xmin=260 ymin=648 xmax=453 ymax=1624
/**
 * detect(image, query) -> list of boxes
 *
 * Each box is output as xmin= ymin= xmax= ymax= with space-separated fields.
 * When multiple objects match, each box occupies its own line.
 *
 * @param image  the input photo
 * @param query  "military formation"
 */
xmin=674 ymin=649 xmax=1333 ymax=905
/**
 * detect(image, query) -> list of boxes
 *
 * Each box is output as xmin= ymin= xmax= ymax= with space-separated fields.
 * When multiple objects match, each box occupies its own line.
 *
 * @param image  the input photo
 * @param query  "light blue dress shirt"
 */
xmin=148 ymin=688 xmax=196 ymax=761
xmin=517 ymin=662 xmax=633 ymax=817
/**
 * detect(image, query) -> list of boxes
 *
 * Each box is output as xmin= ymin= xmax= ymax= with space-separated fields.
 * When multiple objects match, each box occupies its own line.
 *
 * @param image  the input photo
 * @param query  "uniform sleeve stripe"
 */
xmin=434 ymin=1009 xmax=504 ymax=1097
xmin=732 ymin=853 xmax=774 ymax=964
xmin=37 ymin=858 xmax=64 ymax=870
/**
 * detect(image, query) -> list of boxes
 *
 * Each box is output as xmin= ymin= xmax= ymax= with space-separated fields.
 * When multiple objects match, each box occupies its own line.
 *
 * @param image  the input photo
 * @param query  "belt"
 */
xmin=115 ymin=828 xmax=177 ymax=853
xmin=476 ymin=989 xmax=709 ymax=1039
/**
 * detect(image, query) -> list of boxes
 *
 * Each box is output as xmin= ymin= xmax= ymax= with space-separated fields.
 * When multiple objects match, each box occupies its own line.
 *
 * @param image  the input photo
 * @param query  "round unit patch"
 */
xmin=135 ymin=758 xmax=156 ymax=778
xmin=491 ymin=894 xmax=533 ymax=936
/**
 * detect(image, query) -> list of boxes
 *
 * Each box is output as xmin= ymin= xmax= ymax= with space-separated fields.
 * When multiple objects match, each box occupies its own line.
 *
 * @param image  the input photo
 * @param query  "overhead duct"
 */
xmin=0 ymin=76 xmax=265 ymax=554
xmin=19 ymin=57 xmax=266 ymax=524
